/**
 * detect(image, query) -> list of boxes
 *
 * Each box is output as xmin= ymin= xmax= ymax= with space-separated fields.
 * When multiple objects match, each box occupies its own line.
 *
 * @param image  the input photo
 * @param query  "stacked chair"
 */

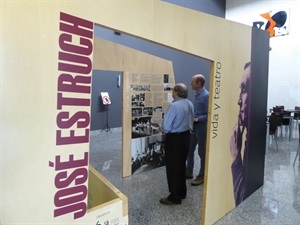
xmin=293 ymin=121 xmax=300 ymax=166
xmin=293 ymin=106 xmax=300 ymax=136
xmin=282 ymin=110 xmax=292 ymax=138
xmin=272 ymin=106 xmax=284 ymax=137
xmin=269 ymin=112 xmax=279 ymax=152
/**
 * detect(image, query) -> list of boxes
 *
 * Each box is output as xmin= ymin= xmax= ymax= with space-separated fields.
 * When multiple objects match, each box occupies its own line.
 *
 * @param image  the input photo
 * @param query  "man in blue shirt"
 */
xmin=160 ymin=83 xmax=194 ymax=205
xmin=186 ymin=74 xmax=209 ymax=186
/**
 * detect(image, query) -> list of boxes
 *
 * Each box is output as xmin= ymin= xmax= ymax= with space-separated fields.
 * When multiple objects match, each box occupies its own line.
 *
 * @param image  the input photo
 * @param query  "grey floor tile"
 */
xmin=90 ymin=127 xmax=300 ymax=225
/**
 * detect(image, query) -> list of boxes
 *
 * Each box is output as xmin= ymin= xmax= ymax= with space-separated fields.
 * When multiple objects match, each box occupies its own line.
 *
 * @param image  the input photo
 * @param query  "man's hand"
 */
xmin=230 ymin=124 xmax=243 ymax=161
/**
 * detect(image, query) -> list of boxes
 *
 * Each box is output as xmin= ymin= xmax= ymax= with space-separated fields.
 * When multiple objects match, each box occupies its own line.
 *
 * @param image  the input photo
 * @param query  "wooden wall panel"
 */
xmin=93 ymin=37 xmax=174 ymax=177
xmin=93 ymin=38 xmax=125 ymax=71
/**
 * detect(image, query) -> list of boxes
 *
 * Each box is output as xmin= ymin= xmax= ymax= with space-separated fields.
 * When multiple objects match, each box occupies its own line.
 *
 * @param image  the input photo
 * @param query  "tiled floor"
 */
xmin=89 ymin=125 xmax=300 ymax=225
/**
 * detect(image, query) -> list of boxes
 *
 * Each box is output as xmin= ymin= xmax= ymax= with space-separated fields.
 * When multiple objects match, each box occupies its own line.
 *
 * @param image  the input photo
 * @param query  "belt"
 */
xmin=167 ymin=130 xmax=190 ymax=135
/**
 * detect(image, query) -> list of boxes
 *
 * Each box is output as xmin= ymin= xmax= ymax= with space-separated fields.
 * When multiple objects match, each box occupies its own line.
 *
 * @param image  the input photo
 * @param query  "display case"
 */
xmin=88 ymin=165 xmax=128 ymax=225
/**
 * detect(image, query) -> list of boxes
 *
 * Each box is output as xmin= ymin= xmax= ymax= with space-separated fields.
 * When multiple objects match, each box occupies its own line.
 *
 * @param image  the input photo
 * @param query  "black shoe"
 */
xmin=159 ymin=198 xmax=181 ymax=205
xmin=181 ymin=195 xmax=186 ymax=199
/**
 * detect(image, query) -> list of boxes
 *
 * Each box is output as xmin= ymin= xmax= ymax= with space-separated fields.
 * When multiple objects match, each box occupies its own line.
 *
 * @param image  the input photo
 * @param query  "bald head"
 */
xmin=191 ymin=74 xmax=205 ymax=91
xmin=173 ymin=83 xmax=188 ymax=99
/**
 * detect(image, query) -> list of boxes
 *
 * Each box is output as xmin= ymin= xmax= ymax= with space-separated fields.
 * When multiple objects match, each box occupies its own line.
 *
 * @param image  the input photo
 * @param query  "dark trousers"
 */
xmin=186 ymin=122 xmax=207 ymax=176
xmin=164 ymin=130 xmax=190 ymax=203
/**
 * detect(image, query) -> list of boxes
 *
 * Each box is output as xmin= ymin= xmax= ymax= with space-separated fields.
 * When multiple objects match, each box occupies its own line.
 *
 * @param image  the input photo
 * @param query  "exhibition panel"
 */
xmin=1 ymin=1 xmax=269 ymax=224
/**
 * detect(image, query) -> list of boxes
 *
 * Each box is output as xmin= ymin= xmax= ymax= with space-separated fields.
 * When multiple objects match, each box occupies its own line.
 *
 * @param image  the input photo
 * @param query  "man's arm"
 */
xmin=230 ymin=124 xmax=243 ymax=161
xmin=198 ymin=93 xmax=209 ymax=122
xmin=161 ymin=105 xmax=176 ymax=133
xmin=230 ymin=123 xmax=245 ymax=206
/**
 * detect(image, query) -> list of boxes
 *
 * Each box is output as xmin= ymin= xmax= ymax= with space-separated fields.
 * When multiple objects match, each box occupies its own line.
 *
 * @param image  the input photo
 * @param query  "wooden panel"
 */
xmin=88 ymin=165 xmax=128 ymax=216
xmin=93 ymin=36 xmax=174 ymax=74
xmin=93 ymin=37 xmax=174 ymax=177
xmin=122 ymin=72 xmax=133 ymax=177
xmin=93 ymin=38 xmax=124 ymax=71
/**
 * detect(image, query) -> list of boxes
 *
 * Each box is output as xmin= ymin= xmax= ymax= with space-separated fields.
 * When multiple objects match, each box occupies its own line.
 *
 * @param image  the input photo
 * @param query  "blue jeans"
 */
xmin=186 ymin=122 xmax=207 ymax=176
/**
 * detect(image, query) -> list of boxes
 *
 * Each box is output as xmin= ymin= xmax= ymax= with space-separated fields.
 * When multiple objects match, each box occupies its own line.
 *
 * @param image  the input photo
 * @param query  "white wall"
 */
xmin=226 ymin=0 xmax=300 ymax=110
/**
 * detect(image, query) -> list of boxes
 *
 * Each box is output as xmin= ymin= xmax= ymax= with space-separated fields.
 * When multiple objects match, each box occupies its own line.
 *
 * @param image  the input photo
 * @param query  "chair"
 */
xmin=293 ymin=121 xmax=300 ymax=166
xmin=273 ymin=106 xmax=284 ymax=114
xmin=272 ymin=112 xmax=283 ymax=137
xmin=282 ymin=110 xmax=292 ymax=139
xmin=294 ymin=106 xmax=300 ymax=119
xmin=273 ymin=106 xmax=284 ymax=131
xmin=293 ymin=106 xmax=300 ymax=127
xmin=282 ymin=111 xmax=291 ymax=125
xmin=269 ymin=113 xmax=279 ymax=152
